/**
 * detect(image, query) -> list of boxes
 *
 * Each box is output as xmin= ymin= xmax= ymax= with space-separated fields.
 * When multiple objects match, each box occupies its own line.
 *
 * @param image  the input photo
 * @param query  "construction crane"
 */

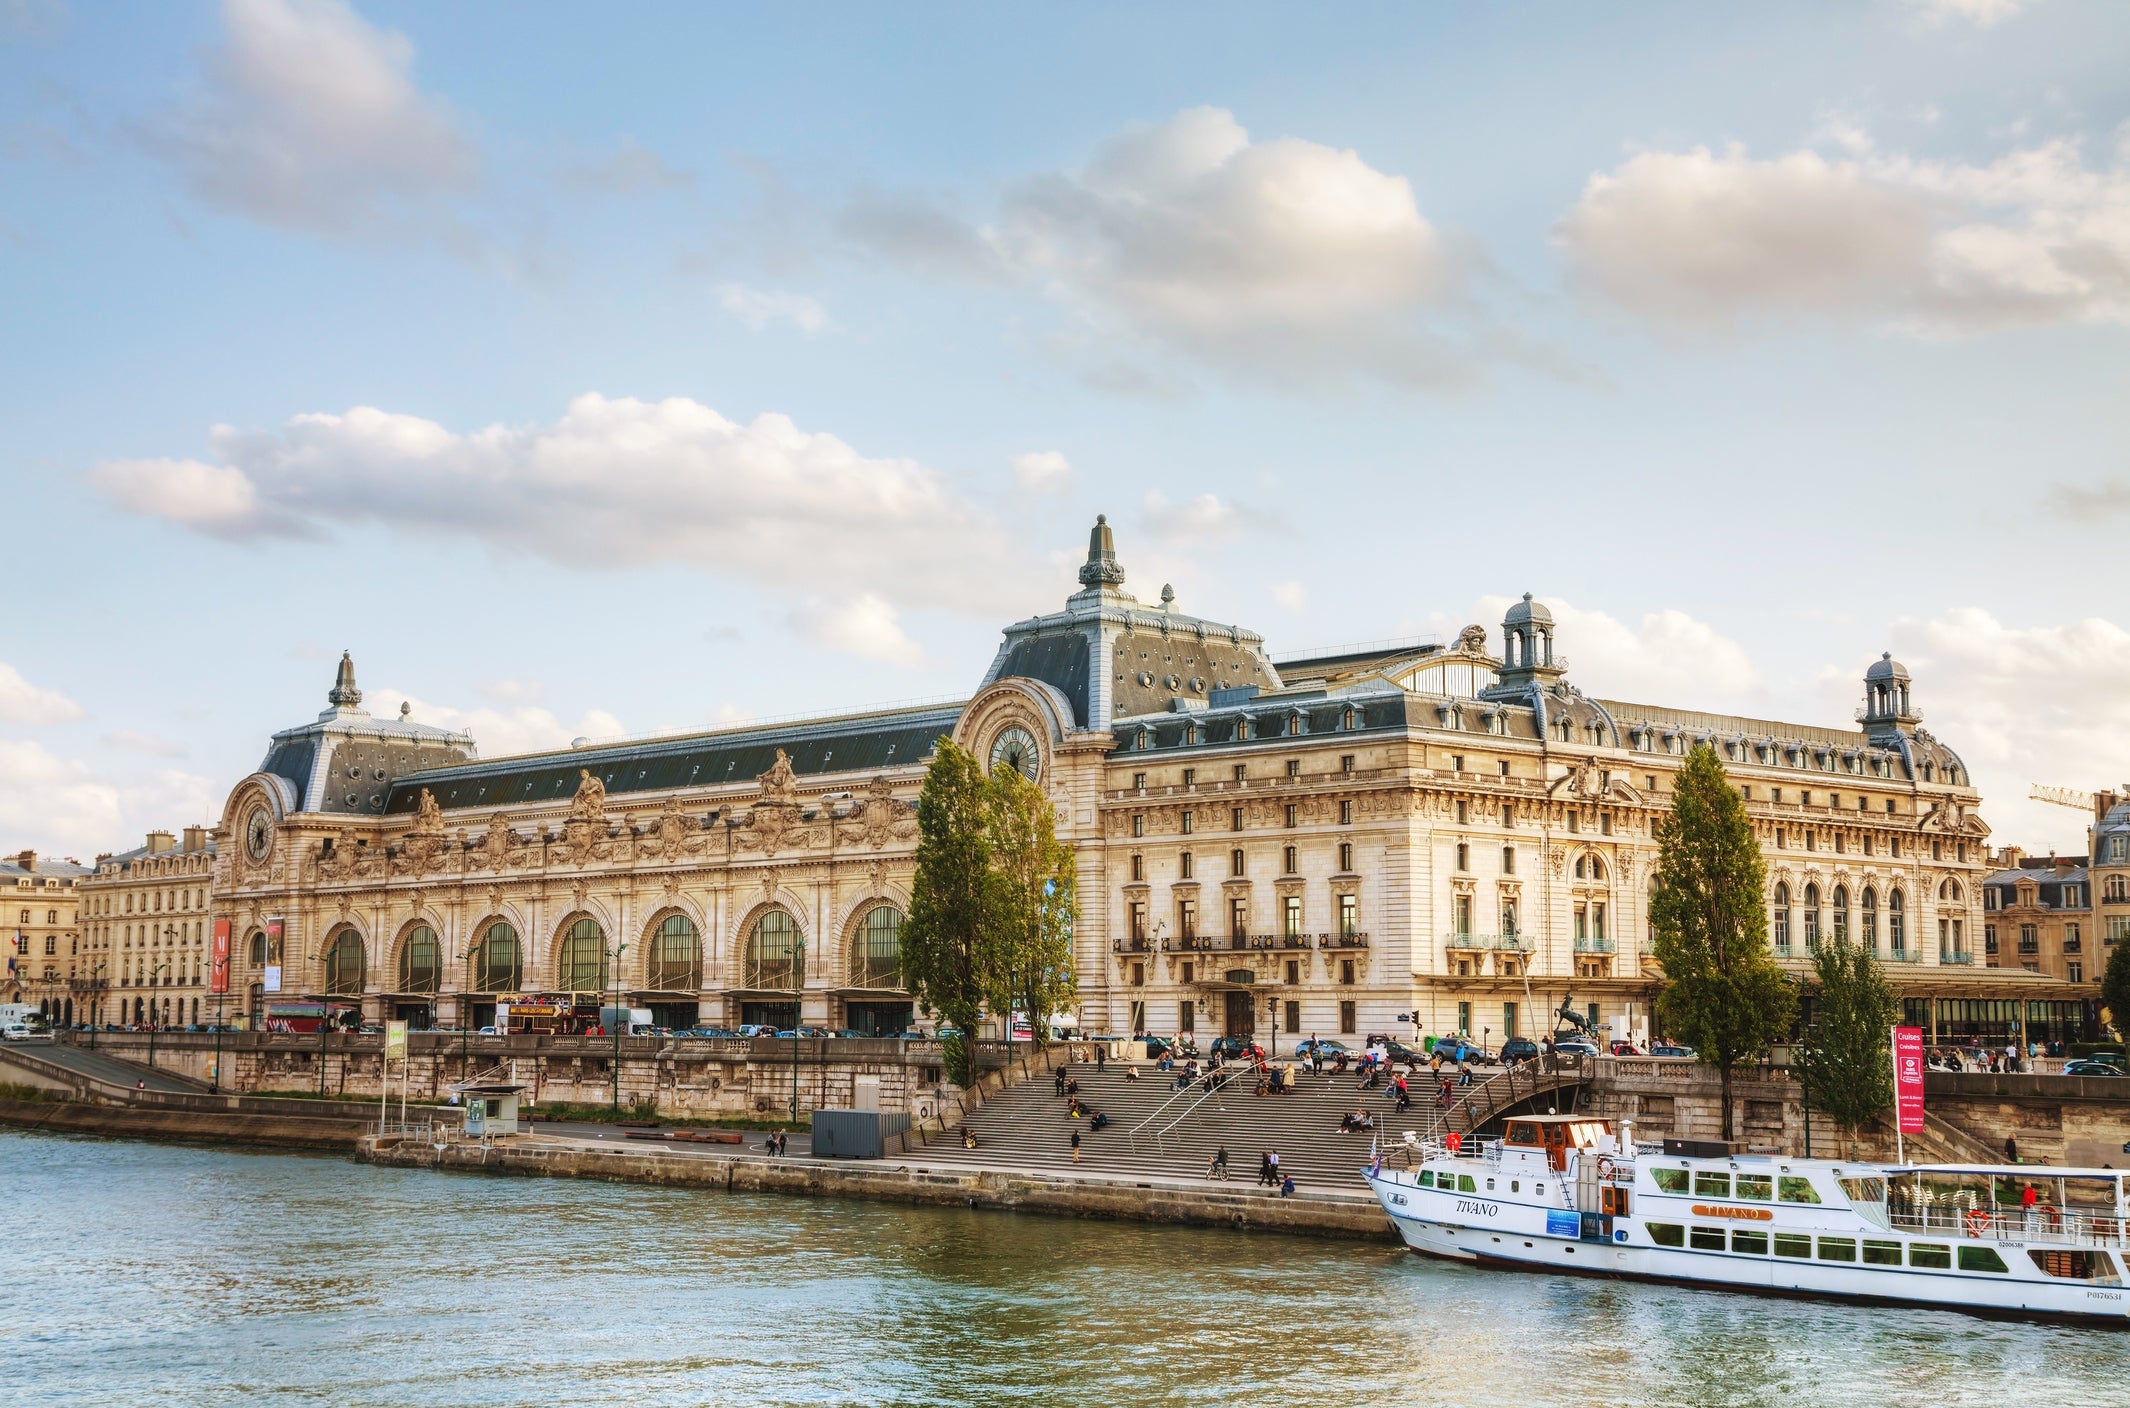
xmin=2030 ymin=784 xmax=2096 ymax=812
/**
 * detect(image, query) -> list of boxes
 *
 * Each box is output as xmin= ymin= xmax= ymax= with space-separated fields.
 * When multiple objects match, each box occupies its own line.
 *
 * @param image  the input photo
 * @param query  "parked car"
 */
xmin=1293 ymin=1038 xmax=1354 ymax=1061
xmin=477 ymin=1026 xmax=499 ymax=1036
xmin=1551 ymin=1039 xmax=1601 ymax=1058
xmin=1378 ymin=1039 xmax=1428 ymax=1066
xmin=1650 ymin=1042 xmax=1697 ymax=1058
xmin=2063 ymin=1059 xmax=2123 ymax=1076
xmin=1 ymin=1023 xmax=35 ymax=1042
xmin=1209 ymin=1035 xmax=1259 ymax=1060
xmin=1427 ymin=1036 xmax=1493 ymax=1065
xmin=2079 ymin=1050 xmax=2127 ymax=1072
xmin=1609 ymin=1041 xmax=1644 ymax=1056
xmin=1499 ymin=1037 xmax=1541 ymax=1063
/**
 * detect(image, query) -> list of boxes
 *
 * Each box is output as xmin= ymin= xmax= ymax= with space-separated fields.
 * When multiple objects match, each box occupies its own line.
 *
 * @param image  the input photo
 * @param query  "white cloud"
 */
xmin=1272 ymin=581 xmax=1308 ymax=612
xmin=845 ymin=106 xmax=1481 ymax=388
xmin=561 ymin=138 xmax=693 ymax=195
xmin=367 ymin=687 xmax=626 ymax=760
xmin=714 ymin=282 xmax=830 ymax=334
xmin=1908 ymin=0 xmax=2036 ymax=26
xmin=1139 ymin=489 xmax=1261 ymax=542
xmin=0 ymin=739 xmax=217 ymax=859
xmin=1558 ymin=135 xmax=2130 ymax=332
xmin=89 ymin=394 xmax=1042 ymax=663
xmin=1876 ymin=608 xmax=2130 ymax=853
xmin=789 ymin=594 xmax=924 ymax=667
xmin=1012 ymin=450 xmax=1073 ymax=493
xmin=145 ymin=0 xmax=474 ymax=234
xmin=0 ymin=662 xmax=84 ymax=724
xmin=1465 ymin=596 xmax=1763 ymax=710
xmin=101 ymin=730 xmax=188 ymax=758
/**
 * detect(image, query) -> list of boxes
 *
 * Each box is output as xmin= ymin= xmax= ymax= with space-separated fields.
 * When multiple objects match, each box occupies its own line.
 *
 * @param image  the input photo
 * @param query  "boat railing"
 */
xmin=1393 ymin=1132 xmax=1502 ymax=1168
xmin=1887 ymin=1206 xmax=2130 ymax=1249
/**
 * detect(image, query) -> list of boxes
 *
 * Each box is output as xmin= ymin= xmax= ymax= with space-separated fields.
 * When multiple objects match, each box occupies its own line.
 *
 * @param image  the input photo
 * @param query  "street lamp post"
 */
xmin=606 ymin=943 xmax=629 ymax=1112
xmin=789 ymin=933 xmax=806 ymax=1122
xmin=146 ymin=963 xmax=171 ymax=1069
xmin=308 ymin=951 xmax=330 ymax=1096
xmin=457 ymin=945 xmax=479 ymax=1083
xmin=88 ymin=964 xmax=106 ymax=1050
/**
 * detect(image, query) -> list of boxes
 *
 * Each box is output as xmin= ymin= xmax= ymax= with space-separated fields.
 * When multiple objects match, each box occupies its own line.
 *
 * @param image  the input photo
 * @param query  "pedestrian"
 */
xmin=1207 ymin=1144 xmax=1228 ymax=1179
xmin=1096 ymin=1043 xmax=1106 ymax=1071
xmin=1055 ymin=1066 xmax=1067 ymax=1097
xmin=2005 ymin=1135 xmax=2020 ymax=1163
xmin=1071 ymin=1128 xmax=1081 ymax=1164
xmin=1125 ymin=1062 xmax=1140 ymax=1083
xmin=1279 ymin=1174 xmax=1295 ymax=1198
xmin=1258 ymin=1151 xmax=1273 ymax=1186
xmin=1268 ymin=1149 xmax=1281 ymax=1185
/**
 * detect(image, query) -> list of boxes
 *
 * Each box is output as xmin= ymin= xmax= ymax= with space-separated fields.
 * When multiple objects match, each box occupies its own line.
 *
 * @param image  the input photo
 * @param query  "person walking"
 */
xmin=1268 ymin=1149 xmax=1281 ymax=1186
xmin=2005 ymin=1135 xmax=2020 ymax=1163
xmin=1071 ymin=1128 xmax=1081 ymax=1164
xmin=1055 ymin=1065 xmax=1067 ymax=1097
xmin=1258 ymin=1151 xmax=1274 ymax=1186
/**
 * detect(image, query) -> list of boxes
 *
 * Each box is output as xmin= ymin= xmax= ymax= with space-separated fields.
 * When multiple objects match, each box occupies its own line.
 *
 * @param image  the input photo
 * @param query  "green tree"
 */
xmin=2102 ymin=933 xmax=2130 ymax=1045
xmin=1649 ymin=743 xmax=1797 ymax=1142
xmin=983 ymin=765 xmax=1079 ymax=1051
xmin=900 ymin=739 xmax=997 ymax=1086
xmin=1794 ymin=934 xmax=1898 ymax=1158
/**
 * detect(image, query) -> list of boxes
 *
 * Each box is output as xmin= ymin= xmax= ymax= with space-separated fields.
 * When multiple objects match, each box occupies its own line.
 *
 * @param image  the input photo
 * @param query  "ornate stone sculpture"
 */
xmin=569 ymin=769 xmax=608 ymax=823
xmin=837 ymin=775 xmax=916 ymax=849
xmin=412 ymin=787 xmax=444 ymax=836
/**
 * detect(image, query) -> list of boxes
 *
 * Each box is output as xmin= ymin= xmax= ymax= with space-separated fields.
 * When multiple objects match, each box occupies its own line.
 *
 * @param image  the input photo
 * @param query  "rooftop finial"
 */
xmin=328 ymin=651 xmax=362 ymax=708
xmin=1160 ymin=583 xmax=1175 ymax=611
xmin=1078 ymin=514 xmax=1126 ymax=589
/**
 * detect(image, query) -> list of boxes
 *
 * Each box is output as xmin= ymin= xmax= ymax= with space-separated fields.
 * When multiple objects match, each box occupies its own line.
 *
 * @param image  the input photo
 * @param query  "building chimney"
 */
xmin=146 ymin=831 xmax=175 ymax=855
xmin=13 ymin=849 xmax=33 ymax=873
xmin=182 ymin=826 xmax=208 ymax=853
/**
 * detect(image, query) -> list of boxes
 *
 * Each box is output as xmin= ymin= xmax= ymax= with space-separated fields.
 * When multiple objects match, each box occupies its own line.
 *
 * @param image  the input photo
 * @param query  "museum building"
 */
xmin=207 ymin=517 xmax=2078 ymax=1049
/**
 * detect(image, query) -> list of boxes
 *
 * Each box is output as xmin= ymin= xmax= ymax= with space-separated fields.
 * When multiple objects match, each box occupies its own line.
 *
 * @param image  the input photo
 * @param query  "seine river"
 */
xmin=2 ymin=1130 xmax=2121 ymax=1406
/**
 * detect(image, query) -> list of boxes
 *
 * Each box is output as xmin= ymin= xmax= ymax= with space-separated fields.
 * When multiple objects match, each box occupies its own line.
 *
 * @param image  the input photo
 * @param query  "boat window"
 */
xmin=1958 ymin=1246 xmax=2009 ymax=1274
xmin=1734 ymin=1174 xmax=1773 ymax=1201
xmin=1511 ymin=1181 xmax=1520 ymax=1193
xmin=1486 ymin=1179 xmax=1496 ymax=1191
xmin=1457 ymin=1174 xmax=1477 ymax=1193
xmin=1417 ymin=1171 xmax=1434 ymax=1187
xmin=1535 ymin=1184 xmax=1545 ymax=1196
xmin=1732 ymin=1229 xmax=1769 ymax=1255
xmin=1651 ymin=1168 xmax=1689 ymax=1193
xmin=1692 ymin=1171 xmax=1730 ymax=1198
xmin=1908 ymin=1243 xmax=1951 ymax=1269
xmin=1862 ymin=1240 xmax=1902 ymax=1267
xmin=1648 ymin=1223 xmax=1685 ymax=1248
xmin=1778 ymin=1176 xmax=1822 ymax=1204
xmin=1837 ymin=1177 xmax=1887 ymax=1204
xmin=2028 ymin=1249 xmax=2121 ymax=1282
xmin=1773 ymin=1233 xmax=1813 ymax=1259
xmin=1689 ymin=1226 xmax=1726 ymax=1251
xmin=1506 ymin=1122 xmax=1541 ymax=1146
xmin=1817 ymin=1237 xmax=1857 ymax=1262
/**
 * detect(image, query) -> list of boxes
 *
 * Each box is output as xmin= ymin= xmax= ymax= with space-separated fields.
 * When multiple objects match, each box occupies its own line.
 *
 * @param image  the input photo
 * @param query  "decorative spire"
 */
xmin=328 ymin=651 xmax=362 ymax=708
xmin=1077 ymin=513 xmax=1126 ymax=589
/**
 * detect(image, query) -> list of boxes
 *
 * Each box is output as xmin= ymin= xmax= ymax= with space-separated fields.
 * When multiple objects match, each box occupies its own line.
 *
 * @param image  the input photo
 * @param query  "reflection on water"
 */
xmin=0 ymin=1130 xmax=2119 ymax=1406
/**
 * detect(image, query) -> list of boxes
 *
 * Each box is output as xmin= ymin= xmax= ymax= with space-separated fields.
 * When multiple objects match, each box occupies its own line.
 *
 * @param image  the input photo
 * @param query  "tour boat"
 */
xmin=1363 ymin=1113 xmax=2130 ymax=1324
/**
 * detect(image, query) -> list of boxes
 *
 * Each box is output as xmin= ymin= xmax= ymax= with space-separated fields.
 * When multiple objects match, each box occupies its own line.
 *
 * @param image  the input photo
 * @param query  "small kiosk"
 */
xmin=451 ymin=1082 xmax=525 ymax=1137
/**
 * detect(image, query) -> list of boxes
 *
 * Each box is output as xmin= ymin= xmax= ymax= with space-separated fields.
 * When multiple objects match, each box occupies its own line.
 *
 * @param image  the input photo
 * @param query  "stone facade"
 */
xmin=203 ymin=518 xmax=2023 ymax=1051
xmin=75 ymin=829 xmax=217 ymax=1029
xmin=3 ymin=849 xmax=88 ymax=1020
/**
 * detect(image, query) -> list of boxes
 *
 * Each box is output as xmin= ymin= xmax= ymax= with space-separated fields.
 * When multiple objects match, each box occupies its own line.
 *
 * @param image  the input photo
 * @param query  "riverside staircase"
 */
xmin=910 ymin=1052 xmax=1591 ymax=1189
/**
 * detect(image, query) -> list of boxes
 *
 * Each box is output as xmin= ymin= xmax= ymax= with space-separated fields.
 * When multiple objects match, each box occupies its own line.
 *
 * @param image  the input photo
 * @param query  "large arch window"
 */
xmin=1831 ymin=885 xmax=1850 ymax=944
xmin=471 ymin=921 xmax=522 ymax=993
xmin=850 ymin=906 xmax=904 ymax=990
xmin=247 ymin=930 xmax=267 ymax=967
xmin=1771 ymin=883 xmax=1791 ymax=951
xmin=746 ymin=909 xmax=802 ymax=991
xmin=322 ymin=927 xmax=365 ymax=996
xmin=557 ymin=917 xmax=608 ymax=992
xmin=1803 ymin=884 xmax=1822 ymax=949
xmin=400 ymin=925 xmax=441 ymax=993
xmin=647 ymin=913 xmax=701 ymax=992
xmin=1860 ymin=888 xmax=1878 ymax=951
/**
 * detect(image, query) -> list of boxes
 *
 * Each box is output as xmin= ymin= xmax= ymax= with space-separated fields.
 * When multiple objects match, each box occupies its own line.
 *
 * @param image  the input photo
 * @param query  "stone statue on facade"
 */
xmin=569 ymin=769 xmax=608 ymax=823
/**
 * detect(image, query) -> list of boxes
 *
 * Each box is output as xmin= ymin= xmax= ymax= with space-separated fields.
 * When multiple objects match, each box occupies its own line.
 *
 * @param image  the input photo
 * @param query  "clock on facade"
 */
xmin=989 ymin=726 xmax=1040 ymax=783
xmin=245 ymin=807 xmax=273 ymax=862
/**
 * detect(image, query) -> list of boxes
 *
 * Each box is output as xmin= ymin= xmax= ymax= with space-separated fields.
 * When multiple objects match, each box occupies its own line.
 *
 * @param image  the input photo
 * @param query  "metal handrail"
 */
xmin=1888 ymin=1206 xmax=2129 ymax=1250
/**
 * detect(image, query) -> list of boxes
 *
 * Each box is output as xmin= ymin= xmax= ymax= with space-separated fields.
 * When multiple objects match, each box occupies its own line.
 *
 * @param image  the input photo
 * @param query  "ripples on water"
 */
xmin=0 ymin=1131 xmax=2119 ymax=1406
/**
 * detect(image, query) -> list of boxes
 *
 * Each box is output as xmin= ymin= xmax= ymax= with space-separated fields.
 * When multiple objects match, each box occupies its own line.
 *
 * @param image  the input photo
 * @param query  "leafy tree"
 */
xmin=983 ymin=765 xmax=1079 ymax=1051
xmin=900 ymin=739 xmax=996 ymax=1086
xmin=1649 ymin=743 xmax=1797 ymax=1142
xmin=2102 ymin=933 xmax=2130 ymax=1046
xmin=1794 ymin=934 xmax=1898 ymax=1158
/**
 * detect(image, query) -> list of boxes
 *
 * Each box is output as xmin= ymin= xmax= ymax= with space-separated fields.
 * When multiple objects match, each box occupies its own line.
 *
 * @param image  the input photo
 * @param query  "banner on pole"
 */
xmin=210 ymin=920 xmax=231 ymax=995
xmin=384 ymin=1020 xmax=407 ymax=1061
xmin=1893 ymin=1025 xmax=1926 ymax=1134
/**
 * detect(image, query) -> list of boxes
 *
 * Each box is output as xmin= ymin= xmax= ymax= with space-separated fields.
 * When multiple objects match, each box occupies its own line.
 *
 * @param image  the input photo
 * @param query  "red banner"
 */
xmin=210 ymin=919 xmax=231 ymax=995
xmin=1893 ymin=1025 xmax=1925 ymax=1134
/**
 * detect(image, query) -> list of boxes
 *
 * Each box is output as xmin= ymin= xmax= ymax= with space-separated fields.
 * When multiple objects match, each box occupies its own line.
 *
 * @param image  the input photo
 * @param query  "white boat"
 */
xmin=1363 ymin=1113 xmax=2130 ymax=1324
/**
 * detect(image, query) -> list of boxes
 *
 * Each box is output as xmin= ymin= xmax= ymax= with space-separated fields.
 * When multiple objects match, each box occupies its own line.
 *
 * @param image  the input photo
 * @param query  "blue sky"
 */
xmin=3 ymin=0 xmax=2128 ymax=858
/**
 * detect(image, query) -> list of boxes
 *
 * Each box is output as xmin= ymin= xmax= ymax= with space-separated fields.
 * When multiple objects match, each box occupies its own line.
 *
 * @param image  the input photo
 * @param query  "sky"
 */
xmin=3 ymin=0 xmax=2128 ymax=860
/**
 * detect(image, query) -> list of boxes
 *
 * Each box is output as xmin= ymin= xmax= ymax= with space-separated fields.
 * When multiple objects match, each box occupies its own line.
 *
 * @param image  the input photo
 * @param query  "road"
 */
xmin=5 ymin=1038 xmax=203 ymax=1094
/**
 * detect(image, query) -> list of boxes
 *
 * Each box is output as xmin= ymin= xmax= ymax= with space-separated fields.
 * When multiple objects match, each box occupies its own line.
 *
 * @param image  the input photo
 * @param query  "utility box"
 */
xmin=812 ymin=1108 xmax=912 ymax=1159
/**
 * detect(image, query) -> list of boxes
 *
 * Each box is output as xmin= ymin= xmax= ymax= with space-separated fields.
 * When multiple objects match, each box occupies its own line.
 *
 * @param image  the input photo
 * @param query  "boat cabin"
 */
xmin=1502 ymin=1114 xmax=1614 ymax=1172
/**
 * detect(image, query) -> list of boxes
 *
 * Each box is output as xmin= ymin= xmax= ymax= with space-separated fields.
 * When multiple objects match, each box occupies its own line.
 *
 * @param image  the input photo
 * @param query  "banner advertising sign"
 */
xmin=264 ymin=965 xmax=283 ymax=994
xmin=384 ymin=1020 xmax=408 ymax=1061
xmin=210 ymin=920 xmax=231 ymax=995
xmin=1893 ymin=1025 xmax=1926 ymax=1134
xmin=265 ymin=917 xmax=284 ymax=962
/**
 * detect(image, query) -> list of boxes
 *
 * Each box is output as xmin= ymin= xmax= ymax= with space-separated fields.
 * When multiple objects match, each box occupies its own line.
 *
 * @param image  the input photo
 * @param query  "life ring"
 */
xmin=1597 ymin=1156 xmax=1616 ymax=1180
xmin=1446 ymin=1132 xmax=1463 ymax=1152
xmin=1964 ymin=1209 xmax=1990 ymax=1239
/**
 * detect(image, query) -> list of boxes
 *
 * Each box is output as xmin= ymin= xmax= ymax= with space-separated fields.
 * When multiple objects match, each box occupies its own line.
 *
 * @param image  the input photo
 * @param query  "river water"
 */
xmin=2 ymin=1130 xmax=2121 ymax=1406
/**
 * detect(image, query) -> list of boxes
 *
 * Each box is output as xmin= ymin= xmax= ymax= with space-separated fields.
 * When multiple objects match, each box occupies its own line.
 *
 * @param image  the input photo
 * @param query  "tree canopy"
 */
xmin=2102 ymin=931 xmax=2130 ymax=1046
xmin=1795 ymin=933 xmax=1898 ymax=1157
xmin=1649 ymin=743 xmax=1797 ymax=1141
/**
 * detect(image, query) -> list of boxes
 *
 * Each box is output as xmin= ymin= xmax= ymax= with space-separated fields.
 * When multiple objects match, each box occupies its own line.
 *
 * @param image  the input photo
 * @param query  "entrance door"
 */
xmin=1224 ymin=991 xmax=1256 ymax=1038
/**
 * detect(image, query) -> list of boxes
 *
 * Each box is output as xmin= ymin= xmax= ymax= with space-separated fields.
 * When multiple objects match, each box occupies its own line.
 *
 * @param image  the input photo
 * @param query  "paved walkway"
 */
xmin=5 ymin=1039 xmax=201 ymax=1094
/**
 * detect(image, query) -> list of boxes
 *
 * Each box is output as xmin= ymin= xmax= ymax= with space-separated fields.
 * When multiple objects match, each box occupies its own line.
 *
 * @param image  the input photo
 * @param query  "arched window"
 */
xmin=746 ymin=909 xmax=802 ymax=990
xmin=322 ymin=927 xmax=365 ymax=996
xmin=471 ymin=921 xmax=521 ymax=993
xmin=247 ymin=930 xmax=267 ymax=967
xmin=647 ymin=913 xmax=701 ymax=992
xmin=1803 ymin=884 xmax=1822 ymax=949
xmin=399 ymin=925 xmax=440 ymax=993
xmin=1888 ymin=889 xmax=1905 ymax=951
xmin=557 ymin=917 xmax=608 ymax=992
xmin=1832 ymin=886 xmax=1849 ymax=943
xmin=1772 ymin=883 xmax=1791 ymax=950
xmin=850 ymin=905 xmax=903 ymax=990
xmin=1860 ymin=887 xmax=1878 ymax=951
xmin=1940 ymin=879 xmax=1963 ymax=904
